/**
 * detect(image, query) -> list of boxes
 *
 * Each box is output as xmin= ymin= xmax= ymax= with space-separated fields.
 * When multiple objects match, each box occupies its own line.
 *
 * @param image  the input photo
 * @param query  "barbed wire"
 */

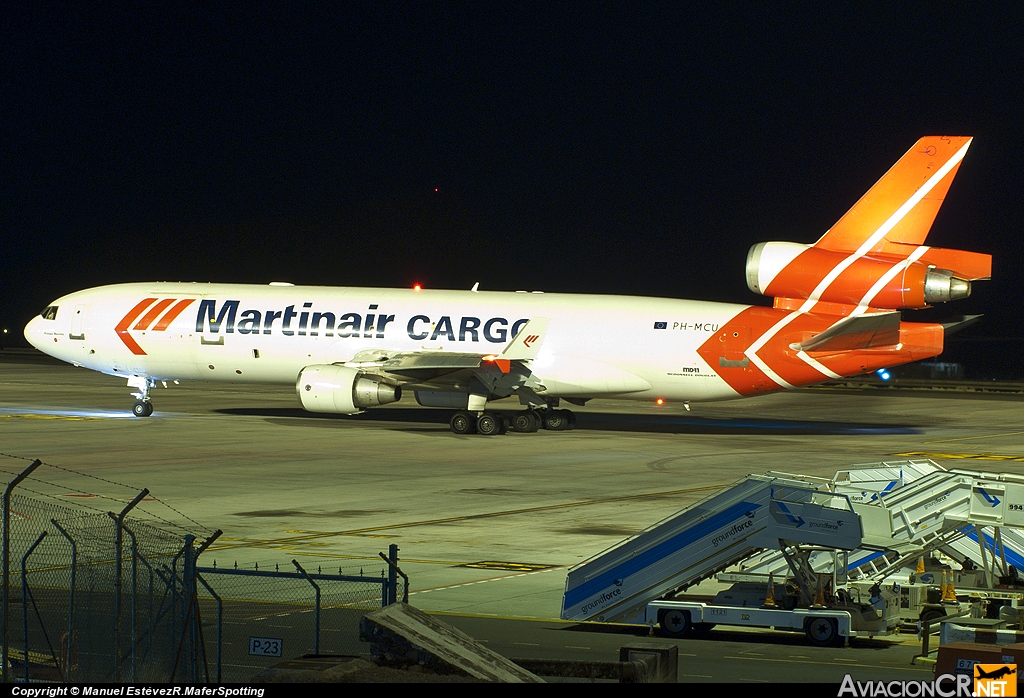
xmin=0 ymin=452 xmax=211 ymax=534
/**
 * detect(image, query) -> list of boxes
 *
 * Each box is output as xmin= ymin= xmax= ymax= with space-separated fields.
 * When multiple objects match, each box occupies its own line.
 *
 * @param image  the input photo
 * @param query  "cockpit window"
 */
xmin=41 ymin=306 xmax=58 ymax=320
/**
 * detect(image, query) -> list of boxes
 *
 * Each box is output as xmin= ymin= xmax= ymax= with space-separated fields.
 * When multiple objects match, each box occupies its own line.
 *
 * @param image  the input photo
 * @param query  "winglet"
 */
xmin=499 ymin=318 xmax=550 ymax=361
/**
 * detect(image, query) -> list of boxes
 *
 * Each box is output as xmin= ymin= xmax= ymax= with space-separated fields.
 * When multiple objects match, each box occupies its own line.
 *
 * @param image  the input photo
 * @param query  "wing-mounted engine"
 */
xmin=296 ymin=364 xmax=402 ymax=414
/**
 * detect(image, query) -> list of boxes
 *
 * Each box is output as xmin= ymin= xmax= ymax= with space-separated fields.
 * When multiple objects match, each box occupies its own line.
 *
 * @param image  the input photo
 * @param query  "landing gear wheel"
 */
xmin=511 ymin=411 xmax=541 ymax=433
xmin=658 ymin=609 xmax=692 ymax=638
xmin=450 ymin=411 xmax=476 ymax=434
xmin=543 ymin=409 xmax=575 ymax=431
xmin=476 ymin=413 xmax=501 ymax=436
xmin=805 ymin=617 xmax=839 ymax=647
xmin=132 ymin=401 xmax=153 ymax=418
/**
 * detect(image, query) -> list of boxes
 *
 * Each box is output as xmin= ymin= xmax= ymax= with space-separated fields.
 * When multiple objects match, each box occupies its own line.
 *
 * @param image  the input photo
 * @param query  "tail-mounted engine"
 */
xmin=745 ymin=242 xmax=990 ymax=309
xmin=297 ymin=364 xmax=402 ymax=414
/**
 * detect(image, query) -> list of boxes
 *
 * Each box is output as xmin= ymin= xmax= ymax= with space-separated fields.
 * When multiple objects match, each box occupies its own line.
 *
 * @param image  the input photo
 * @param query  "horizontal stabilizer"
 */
xmin=500 ymin=317 xmax=550 ymax=360
xmin=941 ymin=314 xmax=983 ymax=336
xmin=793 ymin=312 xmax=901 ymax=353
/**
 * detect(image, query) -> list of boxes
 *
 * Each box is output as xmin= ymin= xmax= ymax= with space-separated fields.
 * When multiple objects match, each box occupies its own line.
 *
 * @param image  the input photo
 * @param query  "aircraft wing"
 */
xmin=380 ymin=352 xmax=495 ymax=381
xmin=374 ymin=318 xmax=551 ymax=381
xmin=792 ymin=311 xmax=902 ymax=353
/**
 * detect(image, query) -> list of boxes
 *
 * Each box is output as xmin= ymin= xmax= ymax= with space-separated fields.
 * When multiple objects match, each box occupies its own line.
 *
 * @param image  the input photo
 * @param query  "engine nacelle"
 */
xmin=746 ymin=241 xmax=973 ymax=309
xmin=296 ymin=364 xmax=402 ymax=414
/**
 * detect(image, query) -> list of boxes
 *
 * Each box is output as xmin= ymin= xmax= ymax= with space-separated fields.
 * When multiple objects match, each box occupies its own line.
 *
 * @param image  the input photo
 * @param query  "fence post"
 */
xmin=195 ymin=575 xmax=222 ymax=683
xmin=2 ymin=458 xmax=41 ymax=682
xmin=292 ymin=561 xmax=321 ymax=656
xmin=192 ymin=531 xmax=221 ymax=683
xmin=21 ymin=531 xmax=47 ymax=683
xmin=388 ymin=544 xmax=398 ymax=605
xmin=118 ymin=522 xmax=140 ymax=683
xmin=184 ymin=536 xmax=195 ymax=682
xmin=110 ymin=489 xmax=149 ymax=683
xmin=378 ymin=545 xmax=408 ymax=605
xmin=170 ymin=539 xmax=189 ymax=670
xmin=49 ymin=520 xmax=76 ymax=682
xmin=169 ymin=535 xmax=195 ymax=683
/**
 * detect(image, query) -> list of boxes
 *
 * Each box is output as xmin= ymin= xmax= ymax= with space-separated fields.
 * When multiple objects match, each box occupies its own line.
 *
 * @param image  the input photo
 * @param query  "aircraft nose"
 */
xmin=24 ymin=315 xmax=43 ymax=350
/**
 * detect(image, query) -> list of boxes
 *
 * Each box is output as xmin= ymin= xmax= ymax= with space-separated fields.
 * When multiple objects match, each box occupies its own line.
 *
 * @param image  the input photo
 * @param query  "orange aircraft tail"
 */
xmin=746 ymin=136 xmax=991 ymax=312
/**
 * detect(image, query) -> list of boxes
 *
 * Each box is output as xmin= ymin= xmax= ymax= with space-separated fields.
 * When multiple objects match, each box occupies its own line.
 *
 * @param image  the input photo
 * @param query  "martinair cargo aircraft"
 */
xmin=24 ymin=136 xmax=991 ymax=435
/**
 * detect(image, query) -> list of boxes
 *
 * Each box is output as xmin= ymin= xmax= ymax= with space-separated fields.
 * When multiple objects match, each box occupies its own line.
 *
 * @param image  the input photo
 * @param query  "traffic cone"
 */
xmin=763 ymin=573 xmax=777 ymax=608
xmin=812 ymin=579 xmax=826 ymax=608
xmin=942 ymin=570 xmax=958 ymax=602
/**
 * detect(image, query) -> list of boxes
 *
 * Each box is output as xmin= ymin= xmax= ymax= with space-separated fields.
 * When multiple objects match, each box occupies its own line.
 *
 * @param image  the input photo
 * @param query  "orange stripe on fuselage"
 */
xmin=115 ymin=298 xmax=157 ymax=356
xmin=152 ymin=298 xmax=195 ymax=331
xmin=133 ymin=298 xmax=175 ymax=330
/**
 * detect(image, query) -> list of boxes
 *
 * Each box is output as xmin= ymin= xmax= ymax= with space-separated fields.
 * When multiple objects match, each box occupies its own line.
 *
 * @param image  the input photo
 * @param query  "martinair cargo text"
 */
xmin=25 ymin=137 xmax=991 ymax=434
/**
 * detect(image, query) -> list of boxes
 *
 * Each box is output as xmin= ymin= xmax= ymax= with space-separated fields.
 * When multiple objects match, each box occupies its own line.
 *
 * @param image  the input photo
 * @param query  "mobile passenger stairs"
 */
xmin=730 ymin=460 xmax=1024 ymax=626
xmin=561 ymin=461 xmax=1024 ymax=646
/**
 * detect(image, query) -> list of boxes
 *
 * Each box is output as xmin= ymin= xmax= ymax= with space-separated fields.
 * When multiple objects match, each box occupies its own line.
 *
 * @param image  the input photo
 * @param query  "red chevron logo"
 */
xmin=115 ymin=298 xmax=195 ymax=355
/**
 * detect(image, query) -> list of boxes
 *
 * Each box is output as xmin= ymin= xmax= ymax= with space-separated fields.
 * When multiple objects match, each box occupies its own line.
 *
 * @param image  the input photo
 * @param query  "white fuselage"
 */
xmin=24 ymin=282 xmax=753 ymax=403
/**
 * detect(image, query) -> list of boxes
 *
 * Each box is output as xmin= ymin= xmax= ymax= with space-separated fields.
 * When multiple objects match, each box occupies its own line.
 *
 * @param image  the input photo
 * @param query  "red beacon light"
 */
xmin=655 ymin=398 xmax=665 ymax=406
xmin=413 ymin=284 xmax=422 ymax=291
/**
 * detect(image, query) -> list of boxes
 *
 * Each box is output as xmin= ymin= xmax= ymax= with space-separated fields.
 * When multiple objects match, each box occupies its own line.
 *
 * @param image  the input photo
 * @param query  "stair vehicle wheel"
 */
xmin=805 ymin=617 xmax=839 ymax=647
xmin=476 ymin=413 xmax=501 ymax=436
xmin=658 ymin=609 xmax=692 ymax=638
xmin=450 ymin=411 xmax=476 ymax=434
xmin=497 ymin=415 xmax=509 ymax=434
xmin=563 ymin=409 xmax=576 ymax=430
xmin=132 ymin=401 xmax=153 ymax=418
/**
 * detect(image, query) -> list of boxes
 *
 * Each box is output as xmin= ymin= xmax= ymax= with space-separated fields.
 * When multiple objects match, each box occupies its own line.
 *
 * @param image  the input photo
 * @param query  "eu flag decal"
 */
xmin=653 ymin=321 xmax=668 ymax=329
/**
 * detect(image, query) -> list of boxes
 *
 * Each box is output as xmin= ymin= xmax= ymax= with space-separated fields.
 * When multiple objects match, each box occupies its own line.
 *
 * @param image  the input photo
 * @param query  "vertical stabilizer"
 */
xmin=813 ymin=136 xmax=972 ymax=257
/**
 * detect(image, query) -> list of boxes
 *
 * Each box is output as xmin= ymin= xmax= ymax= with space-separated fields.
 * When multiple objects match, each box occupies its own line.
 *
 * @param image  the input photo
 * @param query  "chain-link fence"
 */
xmin=1 ymin=455 xmax=400 ymax=683
xmin=194 ymin=564 xmax=395 ymax=681
xmin=4 ymin=492 xmax=203 ymax=681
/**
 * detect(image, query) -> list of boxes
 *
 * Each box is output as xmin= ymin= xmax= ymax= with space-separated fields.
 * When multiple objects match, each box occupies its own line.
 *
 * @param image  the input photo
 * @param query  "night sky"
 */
xmin=2 ymin=5 xmax=1022 ymax=376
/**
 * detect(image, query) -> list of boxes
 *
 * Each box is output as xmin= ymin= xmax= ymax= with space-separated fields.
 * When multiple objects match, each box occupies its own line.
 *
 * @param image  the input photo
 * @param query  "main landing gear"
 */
xmin=448 ymin=408 xmax=576 ymax=435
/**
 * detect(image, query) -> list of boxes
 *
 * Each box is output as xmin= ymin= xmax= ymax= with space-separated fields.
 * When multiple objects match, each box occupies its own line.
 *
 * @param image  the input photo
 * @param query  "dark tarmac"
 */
xmin=3 ymin=349 xmax=1022 ymax=682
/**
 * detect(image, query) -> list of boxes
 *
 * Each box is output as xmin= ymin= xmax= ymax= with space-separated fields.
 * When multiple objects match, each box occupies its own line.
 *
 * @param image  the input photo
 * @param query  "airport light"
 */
xmin=877 ymin=369 xmax=891 ymax=381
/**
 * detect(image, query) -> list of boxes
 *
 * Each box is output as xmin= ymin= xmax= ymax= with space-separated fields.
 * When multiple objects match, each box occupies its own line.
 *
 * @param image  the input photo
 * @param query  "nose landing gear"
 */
xmin=128 ymin=375 xmax=155 ymax=418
